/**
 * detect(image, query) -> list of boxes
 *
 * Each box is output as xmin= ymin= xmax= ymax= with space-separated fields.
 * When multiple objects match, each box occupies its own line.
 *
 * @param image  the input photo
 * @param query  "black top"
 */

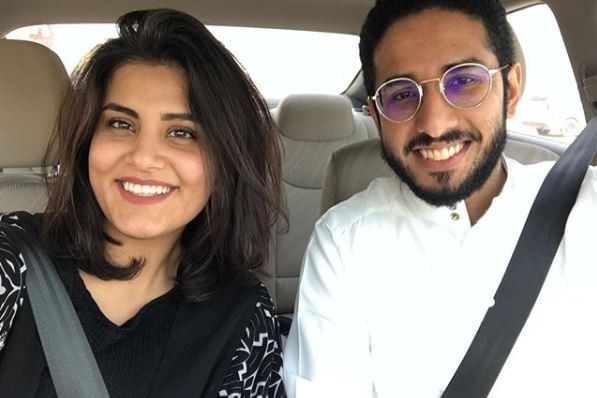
xmin=36 ymin=261 xmax=179 ymax=397
xmin=0 ymin=212 xmax=286 ymax=397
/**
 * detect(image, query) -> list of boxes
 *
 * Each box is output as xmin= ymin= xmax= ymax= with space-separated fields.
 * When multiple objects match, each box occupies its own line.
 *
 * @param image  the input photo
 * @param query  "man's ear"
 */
xmin=367 ymin=97 xmax=382 ymax=136
xmin=506 ymin=62 xmax=523 ymax=118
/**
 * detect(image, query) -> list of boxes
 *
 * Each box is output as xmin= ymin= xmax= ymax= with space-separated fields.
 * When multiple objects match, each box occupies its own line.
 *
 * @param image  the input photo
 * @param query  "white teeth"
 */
xmin=419 ymin=143 xmax=464 ymax=161
xmin=122 ymin=181 xmax=171 ymax=196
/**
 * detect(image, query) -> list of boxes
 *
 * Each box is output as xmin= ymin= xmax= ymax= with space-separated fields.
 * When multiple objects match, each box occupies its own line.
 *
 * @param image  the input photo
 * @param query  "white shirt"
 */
xmin=284 ymin=157 xmax=597 ymax=398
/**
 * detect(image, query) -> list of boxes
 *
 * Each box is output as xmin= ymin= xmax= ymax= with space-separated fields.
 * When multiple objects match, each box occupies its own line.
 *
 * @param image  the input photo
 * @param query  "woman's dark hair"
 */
xmin=359 ymin=0 xmax=514 ymax=95
xmin=43 ymin=9 xmax=284 ymax=302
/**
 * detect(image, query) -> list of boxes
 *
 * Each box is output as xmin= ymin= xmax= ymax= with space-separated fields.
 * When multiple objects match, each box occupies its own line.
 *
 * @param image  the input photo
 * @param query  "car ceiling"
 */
xmin=1 ymin=0 xmax=596 ymax=119
xmin=0 ymin=0 xmax=550 ymax=35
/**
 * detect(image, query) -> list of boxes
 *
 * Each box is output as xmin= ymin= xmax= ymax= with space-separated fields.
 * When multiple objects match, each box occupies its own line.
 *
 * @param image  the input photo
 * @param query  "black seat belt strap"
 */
xmin=442 ymin=116 xmax=597 ymax=397
xmin=0 ymin=223 xmax=110 ymax=398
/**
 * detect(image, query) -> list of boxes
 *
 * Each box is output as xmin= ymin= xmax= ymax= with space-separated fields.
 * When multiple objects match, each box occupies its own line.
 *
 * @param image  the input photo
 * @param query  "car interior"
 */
xmin=1 ymin=0 xmax=595 ymax=332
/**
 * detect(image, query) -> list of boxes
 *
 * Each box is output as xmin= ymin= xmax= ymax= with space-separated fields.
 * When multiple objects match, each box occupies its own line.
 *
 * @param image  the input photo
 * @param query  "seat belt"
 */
xmin=0 ymin=222 xmax=110 ymax=398
xmin=442 ymin=116 xmax=597 ymax=397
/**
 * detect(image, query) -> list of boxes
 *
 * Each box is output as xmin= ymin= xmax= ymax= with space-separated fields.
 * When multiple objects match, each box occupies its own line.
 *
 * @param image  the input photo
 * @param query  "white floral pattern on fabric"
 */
xmin=218 ymin=285 xmax=286 ymax=398
xmin=0 ymin=213 xmax=27 ymax=350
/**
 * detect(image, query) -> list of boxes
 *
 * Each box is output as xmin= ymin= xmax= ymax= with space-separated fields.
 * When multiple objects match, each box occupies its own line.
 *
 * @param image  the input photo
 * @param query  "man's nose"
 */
xmin=414 ymin=83 xmax=459 ymax=137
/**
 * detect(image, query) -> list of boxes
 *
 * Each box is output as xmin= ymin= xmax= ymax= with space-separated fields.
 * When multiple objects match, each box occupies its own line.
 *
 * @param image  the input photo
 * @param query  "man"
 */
xmin=284 ymin=0 xmax=597 ymax=397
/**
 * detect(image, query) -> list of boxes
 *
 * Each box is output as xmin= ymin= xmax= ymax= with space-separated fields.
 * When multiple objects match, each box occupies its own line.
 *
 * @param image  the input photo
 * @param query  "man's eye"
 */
xmin=108 ymin=119 xmax=133 ymax=130
xmin=446 ymin=76 xmax=479 ymax=88
xmin=167 ymin=129 xmax=196 ymax=139
xmin=393 ymin=90 xmax=418 ymax=101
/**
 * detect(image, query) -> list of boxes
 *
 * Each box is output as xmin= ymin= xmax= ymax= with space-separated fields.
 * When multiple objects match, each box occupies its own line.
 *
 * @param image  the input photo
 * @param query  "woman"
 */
xmin=0 ymin=9 xmax=285 ymax=397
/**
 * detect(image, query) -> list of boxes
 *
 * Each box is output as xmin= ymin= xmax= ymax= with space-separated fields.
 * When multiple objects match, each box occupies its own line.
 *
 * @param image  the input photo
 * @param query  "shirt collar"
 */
xmin=399 ymin=155 xmax=509 ymax=232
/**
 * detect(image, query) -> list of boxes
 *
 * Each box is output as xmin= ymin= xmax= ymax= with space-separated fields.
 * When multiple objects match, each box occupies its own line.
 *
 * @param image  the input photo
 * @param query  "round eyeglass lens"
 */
xmin=377 ymin=78 xmax=421 ymax=122
xmin=442 ymin=64 xmax=491 ymax=108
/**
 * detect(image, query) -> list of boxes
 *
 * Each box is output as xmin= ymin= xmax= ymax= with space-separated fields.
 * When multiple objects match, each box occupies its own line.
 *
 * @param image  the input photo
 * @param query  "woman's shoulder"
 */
xmin=251 ymin=283 xmax=278 ymax=323
xmin=0 ymin=211 xmax=37 ymax=350
xmin=218 ymin=271 xmax=269 ymax=303
xmin=218 ymin=282 xmax=285 ymax=397
xmin=0 ymin=211 xmax=42 ymax=233
xmin=229 ymin=279 xmax=278 ymax=329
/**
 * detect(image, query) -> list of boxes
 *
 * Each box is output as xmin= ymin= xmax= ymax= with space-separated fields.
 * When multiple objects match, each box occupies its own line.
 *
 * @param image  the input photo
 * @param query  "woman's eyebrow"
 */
xmin=162 ymin=113 xmax=195 ymax=122
xmin=101 ymin=104 xmax=196 ymax=122
xmin=101 ymin=103 xmax=138 ymax=118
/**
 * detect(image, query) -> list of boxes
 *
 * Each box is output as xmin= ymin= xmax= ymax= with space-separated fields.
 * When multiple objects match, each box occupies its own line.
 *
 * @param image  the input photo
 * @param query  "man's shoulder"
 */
xmin=505 ymin=156 xmax=554 ymax=175
xmin=320 ymin=177 xmax=405 ymax=233
xmin=504 ymin=157 xmax=557 ymax=192
xmin=505 ymin=157 xmax=597 ymax=213
xmin=578 ymin=163 xmax=597 ymax=200
xmin=584 ymin=164 xmax=597 ymax=182
xmin=505 ymin=156 xmax=597 ymax=191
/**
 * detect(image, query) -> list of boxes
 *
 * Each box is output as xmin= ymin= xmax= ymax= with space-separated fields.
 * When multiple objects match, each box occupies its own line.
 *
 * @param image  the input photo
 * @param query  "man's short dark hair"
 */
xmin=359 ymin=0 xmax=514 ymax=95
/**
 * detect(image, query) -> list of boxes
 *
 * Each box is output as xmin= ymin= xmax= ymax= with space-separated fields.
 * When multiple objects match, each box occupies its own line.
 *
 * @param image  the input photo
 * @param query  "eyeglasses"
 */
xmin=370 ymin=63 xmax=510 ymax=123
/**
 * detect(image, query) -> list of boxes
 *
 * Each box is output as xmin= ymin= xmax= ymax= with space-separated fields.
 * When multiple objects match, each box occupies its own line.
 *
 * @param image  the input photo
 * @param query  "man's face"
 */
xmin=370 ymin=8 xmax=521 ymax=206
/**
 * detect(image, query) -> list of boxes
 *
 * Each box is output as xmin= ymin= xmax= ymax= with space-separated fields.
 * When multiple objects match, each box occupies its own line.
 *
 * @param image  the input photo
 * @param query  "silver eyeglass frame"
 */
xmin=369 ymin=62 xmax=511 ymax=123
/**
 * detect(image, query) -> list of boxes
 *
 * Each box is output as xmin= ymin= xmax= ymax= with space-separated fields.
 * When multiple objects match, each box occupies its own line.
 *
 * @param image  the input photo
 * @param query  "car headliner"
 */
xmin=0 ymin=0 xmax=542 ymax=35
xmin=1 ymin=0 xmax=595 ymax=144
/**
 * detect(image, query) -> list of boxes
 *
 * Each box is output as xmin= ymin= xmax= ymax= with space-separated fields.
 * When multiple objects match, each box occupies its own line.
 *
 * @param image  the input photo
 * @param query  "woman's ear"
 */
xmin=506 ymin=62 xmax=523 ymax=118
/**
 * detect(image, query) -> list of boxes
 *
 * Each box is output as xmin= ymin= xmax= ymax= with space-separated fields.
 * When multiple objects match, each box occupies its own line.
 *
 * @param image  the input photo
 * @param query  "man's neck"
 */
xmin=464 ymin=158 xmax=508 ymax=225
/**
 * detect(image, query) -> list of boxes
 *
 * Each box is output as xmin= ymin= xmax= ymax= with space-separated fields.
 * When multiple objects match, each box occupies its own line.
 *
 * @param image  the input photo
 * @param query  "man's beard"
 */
xmin=381 ymin=119 xmax=507 ymax=207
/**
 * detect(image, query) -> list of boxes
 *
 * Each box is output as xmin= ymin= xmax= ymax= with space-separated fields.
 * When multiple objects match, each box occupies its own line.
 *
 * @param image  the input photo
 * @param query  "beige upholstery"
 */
xmin=356 ymin=111 xmax=379 ymax=138
xmin=259 ymin=94 xmax=370 ymax=314
xmin=0 ymin=39 xmax=69 ymax=212
xmin=320 ymin=136 xmax=561 ymax=214
xmin=320 ymin=138 xmax=392 ymax=214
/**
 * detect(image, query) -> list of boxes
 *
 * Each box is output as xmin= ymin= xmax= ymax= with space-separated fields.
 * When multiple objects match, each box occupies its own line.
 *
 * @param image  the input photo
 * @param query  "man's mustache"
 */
xmin=404 ymin=129 xmax=482 ymax=155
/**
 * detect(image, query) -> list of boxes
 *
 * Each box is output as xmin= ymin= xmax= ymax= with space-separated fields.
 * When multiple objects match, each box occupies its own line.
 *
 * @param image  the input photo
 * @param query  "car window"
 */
xmin=6 ymin=24 xmax=360 ymax=102
xmin=507 ymin=4 xmax=586 ymax=143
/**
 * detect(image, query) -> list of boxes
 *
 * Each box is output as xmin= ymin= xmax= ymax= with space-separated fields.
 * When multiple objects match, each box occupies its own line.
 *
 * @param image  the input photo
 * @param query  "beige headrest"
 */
xmin=0 ymin=39 xmax=69 ymax=168
xmin=275 ymin=94 xmax=356 ymax=141
xmin=320 ymin=138 xmax=393 ymax=214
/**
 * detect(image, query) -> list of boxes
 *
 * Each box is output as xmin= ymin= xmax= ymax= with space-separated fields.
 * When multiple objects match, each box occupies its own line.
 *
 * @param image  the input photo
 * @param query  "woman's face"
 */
xmin=88 ymin=62 xmax=212 ymax=244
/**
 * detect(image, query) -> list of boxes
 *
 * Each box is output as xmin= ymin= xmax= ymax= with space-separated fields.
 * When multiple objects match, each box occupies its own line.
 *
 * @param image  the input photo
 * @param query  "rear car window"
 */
xmin=507 ymin=4 xmax=586 ymax=143
xmin=6 ymin=24 xmax=360 ymax=102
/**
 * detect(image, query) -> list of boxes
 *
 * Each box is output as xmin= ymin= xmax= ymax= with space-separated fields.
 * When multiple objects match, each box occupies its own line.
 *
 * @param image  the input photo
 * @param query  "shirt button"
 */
xmin=448 ymin=204 xmax=457 ymax=210
xmin=450 ymin=212 xmax=460 ymax=221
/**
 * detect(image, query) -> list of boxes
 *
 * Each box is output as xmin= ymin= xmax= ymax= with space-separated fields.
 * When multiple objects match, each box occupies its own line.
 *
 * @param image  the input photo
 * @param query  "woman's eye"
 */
xmin=167 ymin=129 xmax=196 ymax=139
xmin=108 ymin=119 xmax=133 ymax=130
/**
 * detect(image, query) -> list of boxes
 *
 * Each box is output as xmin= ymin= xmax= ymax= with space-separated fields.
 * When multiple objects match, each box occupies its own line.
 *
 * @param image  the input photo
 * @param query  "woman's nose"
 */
xmin=127 ymin=131 xmax=166 ymax=171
